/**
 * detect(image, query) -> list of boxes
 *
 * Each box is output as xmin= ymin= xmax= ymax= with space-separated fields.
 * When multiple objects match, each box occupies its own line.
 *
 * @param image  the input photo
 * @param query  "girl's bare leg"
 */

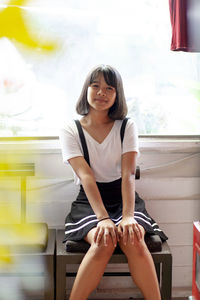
xmin=119 ymin=226 xmax=161 ymax=300
xmin=69 ymin=228 xmax=115 ymax=300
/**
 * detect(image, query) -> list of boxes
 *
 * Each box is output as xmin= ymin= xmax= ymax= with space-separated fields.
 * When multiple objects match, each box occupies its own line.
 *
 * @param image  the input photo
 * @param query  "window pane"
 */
xmin=0 ymin=0 xmax=200 ymax=136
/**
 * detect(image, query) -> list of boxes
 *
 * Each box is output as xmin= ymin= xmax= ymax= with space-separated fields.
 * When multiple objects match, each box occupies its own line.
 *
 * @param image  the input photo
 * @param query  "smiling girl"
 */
xmin=60 ymin=64 xmax=167 ymax=300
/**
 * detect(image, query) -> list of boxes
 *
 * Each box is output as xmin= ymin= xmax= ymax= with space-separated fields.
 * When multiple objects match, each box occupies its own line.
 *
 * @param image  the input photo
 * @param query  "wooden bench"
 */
xmin=56 ymin=229 xmax=172 ymax=300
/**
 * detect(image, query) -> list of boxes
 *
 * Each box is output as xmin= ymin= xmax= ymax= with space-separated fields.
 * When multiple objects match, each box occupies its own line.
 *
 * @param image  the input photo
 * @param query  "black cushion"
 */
xmin=66 ymin=233 xmax=162 ymax=253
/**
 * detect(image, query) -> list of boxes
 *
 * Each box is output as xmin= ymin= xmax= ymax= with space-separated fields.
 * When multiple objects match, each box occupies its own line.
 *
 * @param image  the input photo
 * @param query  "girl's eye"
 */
xmin=107 ymin=86 xmax=114 ymax=91
xmin=91 ymin=84 xmax=99 ymax=88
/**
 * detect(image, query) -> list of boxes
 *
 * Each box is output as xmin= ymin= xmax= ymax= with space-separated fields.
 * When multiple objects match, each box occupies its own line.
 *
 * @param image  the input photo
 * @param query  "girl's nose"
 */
xmin=97 ymin=87 xmax=106 ymax=96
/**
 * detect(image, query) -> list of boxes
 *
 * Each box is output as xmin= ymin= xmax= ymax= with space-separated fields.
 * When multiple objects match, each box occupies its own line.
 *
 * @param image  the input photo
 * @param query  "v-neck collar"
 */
xmin=82 ymin=121 xmax=116 ymax=146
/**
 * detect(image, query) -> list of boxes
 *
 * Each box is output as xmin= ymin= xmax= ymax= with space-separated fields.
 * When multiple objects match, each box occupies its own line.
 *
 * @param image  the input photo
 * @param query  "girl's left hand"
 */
xmin=118 ymin=216 xmax=142 ymax=245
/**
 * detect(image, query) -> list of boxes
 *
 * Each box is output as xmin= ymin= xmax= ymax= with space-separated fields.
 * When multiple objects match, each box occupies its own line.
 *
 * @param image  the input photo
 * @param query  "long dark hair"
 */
xmin=76 ymin=64 xmax=128 ymax=120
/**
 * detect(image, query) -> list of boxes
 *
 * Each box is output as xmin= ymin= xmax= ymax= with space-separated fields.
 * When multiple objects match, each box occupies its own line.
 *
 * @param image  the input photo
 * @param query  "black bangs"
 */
xmin=89 ymin=66 xmax=117 ymax=88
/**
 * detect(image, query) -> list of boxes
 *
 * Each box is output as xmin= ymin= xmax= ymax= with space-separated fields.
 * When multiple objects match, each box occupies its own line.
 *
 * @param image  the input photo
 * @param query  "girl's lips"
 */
xmin=95 ymin=98 xmax=107 ymax=102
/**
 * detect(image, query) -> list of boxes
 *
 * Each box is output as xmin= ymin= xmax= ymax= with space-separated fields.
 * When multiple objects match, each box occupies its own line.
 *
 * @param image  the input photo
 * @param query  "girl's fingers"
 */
xmin=134 ymin=223 xmax=142 ymax=241
xmin=104 ymin=229 xmax=109 ymax=246
xmin=110 ymin=228 xmax=117 ymax=247
xmin=117 ymin=225 xmax=123 ymax=238
xmin=118 ymin=224 xmax=129 ymax=244
xmin=128 ymin=227 xmax=134 ymax=244
xmin=95 ymin=218 xmax=119 ymax=247
xmin=104 ymin=227 xmax=117 ymax=247
xmin=96 ymin=222 xmax=118 ymax=246
xmin=94 ymin=226 xmax=99 ymax=243
xmin=138 ymin=224 xmax=143 ymax=240
xmin=123 ymin=226 xmax=128 ymax=245
xmin=116 ymin=218 xmax=144 ymax=245
xmin=96 ymin=227 xmax=104 ymax=245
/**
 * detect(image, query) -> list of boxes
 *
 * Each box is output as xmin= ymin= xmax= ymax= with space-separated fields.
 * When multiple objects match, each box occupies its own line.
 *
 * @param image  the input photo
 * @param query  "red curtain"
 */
xmin=169 ymin=0 xmax=188 ymax=51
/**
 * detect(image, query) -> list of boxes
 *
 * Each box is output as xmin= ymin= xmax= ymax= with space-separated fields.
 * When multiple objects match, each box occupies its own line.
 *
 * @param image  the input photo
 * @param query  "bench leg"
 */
xmin=44 ymin=255 xmax=54 ymax=300
xmin=56 ymin=256 xmax=66 ymax=300
xmin=155 ymin=263 xmax=160 ymax=284
xmin=161 ymin=254 xmax=172 ymax=300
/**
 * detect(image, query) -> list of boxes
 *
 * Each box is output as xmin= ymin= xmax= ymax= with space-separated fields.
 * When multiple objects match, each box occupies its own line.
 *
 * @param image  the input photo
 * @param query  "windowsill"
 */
xmin=0 ymin=136 xmax=199 ymax=154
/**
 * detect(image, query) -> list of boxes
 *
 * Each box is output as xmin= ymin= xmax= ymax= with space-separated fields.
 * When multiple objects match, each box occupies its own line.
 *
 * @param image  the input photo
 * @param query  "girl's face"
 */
xmin=87 ymin=74 xmax=116 ymax=113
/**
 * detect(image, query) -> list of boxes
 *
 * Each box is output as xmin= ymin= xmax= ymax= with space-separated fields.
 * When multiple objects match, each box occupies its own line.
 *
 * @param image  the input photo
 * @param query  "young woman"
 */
xmin=60 ymin=64 xmax=167 ymax=300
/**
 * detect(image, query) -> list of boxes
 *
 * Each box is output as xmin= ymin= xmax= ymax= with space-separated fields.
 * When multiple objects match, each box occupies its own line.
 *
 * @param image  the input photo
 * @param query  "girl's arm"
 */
xmin=69 ymin=156 xmax=118 ymax=246
xmin=118 ymin=151 xmax=142 ymax=244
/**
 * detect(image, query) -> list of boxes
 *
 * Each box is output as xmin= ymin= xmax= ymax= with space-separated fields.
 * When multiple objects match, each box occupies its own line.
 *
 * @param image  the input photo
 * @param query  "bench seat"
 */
xmin=56 ymin=229 xmax=172 ymax=300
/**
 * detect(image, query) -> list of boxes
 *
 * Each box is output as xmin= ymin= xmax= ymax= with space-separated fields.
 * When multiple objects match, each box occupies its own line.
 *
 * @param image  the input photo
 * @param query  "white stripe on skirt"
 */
xmin=65 ymin=214 xmax=96 ymax=227
xmin=65 ymin=219 xmax=98 ymax=235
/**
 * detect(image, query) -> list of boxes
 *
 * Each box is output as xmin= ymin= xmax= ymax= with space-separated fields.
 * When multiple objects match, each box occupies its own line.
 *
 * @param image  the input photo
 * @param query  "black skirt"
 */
xmin=64 ymin=178 xmax=168 ymax=242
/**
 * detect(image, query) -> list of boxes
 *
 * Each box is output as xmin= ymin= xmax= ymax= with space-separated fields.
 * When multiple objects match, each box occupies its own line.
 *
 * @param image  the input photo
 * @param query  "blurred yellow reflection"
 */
xmin=0 ymin=245 xmax=13 ymax=266
xmin=0 ymin=0 xmax=58 ymax=51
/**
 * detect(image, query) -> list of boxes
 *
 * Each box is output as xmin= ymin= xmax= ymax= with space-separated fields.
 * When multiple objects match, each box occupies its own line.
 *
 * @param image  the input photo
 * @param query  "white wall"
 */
xmin=136 ymin=140 xmax=200 ymax=297
xmin=0 ymin=138 xmax=200 ymax=298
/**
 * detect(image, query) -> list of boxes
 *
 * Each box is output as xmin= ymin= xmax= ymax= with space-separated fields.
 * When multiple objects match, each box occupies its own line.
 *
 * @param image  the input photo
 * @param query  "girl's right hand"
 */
xmin=94 ymin=219 xmax=118 ymax=247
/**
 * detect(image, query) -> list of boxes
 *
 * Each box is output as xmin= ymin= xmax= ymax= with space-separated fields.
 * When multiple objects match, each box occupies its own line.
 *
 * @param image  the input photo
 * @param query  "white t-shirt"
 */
xmin=59 ymin=119 xmax=139 ymax=185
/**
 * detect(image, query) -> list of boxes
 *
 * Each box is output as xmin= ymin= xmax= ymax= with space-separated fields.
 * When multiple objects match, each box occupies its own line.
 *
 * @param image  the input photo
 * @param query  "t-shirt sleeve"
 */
xmin=59 ymin=123 xmax=83 ymax=164
xmin=122 ymin=119 xmax=140 ymax=156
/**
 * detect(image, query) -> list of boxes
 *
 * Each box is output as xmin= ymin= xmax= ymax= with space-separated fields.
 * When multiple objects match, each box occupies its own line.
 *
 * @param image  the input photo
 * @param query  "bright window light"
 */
xmin=0 ymin=0 xmax=200 ymax=136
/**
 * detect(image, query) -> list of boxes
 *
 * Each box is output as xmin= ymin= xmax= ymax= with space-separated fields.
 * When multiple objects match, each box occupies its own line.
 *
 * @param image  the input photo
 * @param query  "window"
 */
xmin=0 ymin=0 xmax=200 ymax=136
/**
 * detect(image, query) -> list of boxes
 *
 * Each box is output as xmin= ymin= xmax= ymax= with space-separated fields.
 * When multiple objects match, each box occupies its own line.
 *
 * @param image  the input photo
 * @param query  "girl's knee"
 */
xmin=123 ymin=239 xmax=148 ymax=258
xmin=132 ymin=225 xmax=147 ymax=254
xmin=89 ymin=238 xmax=115 ymax=260
xmin=119 ymin=230 xmax=148 ymax=257
xmin=133 ymin=238 xmax=147 ymax=255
